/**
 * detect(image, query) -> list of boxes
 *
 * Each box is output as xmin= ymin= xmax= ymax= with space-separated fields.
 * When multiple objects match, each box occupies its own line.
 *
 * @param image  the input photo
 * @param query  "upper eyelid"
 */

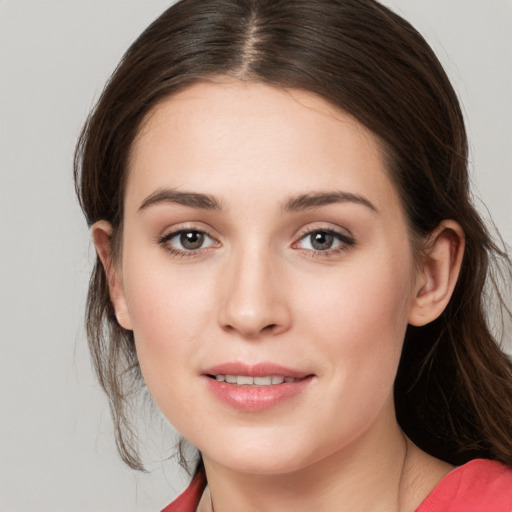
xmin=155 ymin=223 xmax=354 ymax=246
xmin=294 ymin=224 xmax=354 ymax=241
xmin=292 ymin=226 xmax=356 ymax=251
xmin=159 ymin=229 xmax=219 ymax=245
xmin=158 ymin=223 xmax=218 ymax=240
xmin=160 ymin=227 xmax=207 ymax=239
xmin=157 ymin=229 xmax=220 ymax=258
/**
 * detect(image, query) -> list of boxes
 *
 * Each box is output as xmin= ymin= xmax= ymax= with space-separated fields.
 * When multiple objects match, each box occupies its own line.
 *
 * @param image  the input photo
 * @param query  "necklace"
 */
xmin=208 ymin=486 xmax=215 ymax=512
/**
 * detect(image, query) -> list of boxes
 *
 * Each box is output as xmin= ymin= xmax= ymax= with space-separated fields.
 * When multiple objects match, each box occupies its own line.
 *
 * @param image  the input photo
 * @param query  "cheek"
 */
xmin=123 ymin=241 xmax=213 ymax=328
xmin=299 ymin=249 xmax=412 ymax=331
xmin=294 ymin=248 xmax=414 ymax=389
xmin=120 ymin=255 xmax=215 ymax=386
xmin=122 ymin=274 xmax=205 ymax=424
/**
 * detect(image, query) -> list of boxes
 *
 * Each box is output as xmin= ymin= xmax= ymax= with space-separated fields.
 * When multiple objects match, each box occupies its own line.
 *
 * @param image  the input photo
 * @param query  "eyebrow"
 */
xmin=137 ymin=188 xmax=377 ymax=214
xmin=283 ymin=191 xmax=378 ymax=213
xmin=138 ymin=188 xmax=223 ymax=212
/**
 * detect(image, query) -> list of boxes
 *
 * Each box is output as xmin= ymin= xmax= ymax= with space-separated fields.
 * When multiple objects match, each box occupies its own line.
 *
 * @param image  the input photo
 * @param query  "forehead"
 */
xmin=126 ymin=80 xmax=398 ymax=213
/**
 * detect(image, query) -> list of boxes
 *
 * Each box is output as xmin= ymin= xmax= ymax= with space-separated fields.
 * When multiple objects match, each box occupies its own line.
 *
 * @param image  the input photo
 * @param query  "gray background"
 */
xmin=1 ymin=1 xmax=511 ymax=510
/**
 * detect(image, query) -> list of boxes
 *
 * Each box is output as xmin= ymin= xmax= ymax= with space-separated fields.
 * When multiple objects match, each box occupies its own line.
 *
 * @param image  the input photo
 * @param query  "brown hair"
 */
xmin=74 ymin=0 xmax=512 ymax=471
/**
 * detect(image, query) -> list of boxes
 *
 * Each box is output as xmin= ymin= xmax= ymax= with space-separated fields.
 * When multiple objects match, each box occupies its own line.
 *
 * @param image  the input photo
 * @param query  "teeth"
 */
xmin=253 ymin=376 xmax=271 ymax=385
xmin=214 ymin=375 xmax=298 ymax=386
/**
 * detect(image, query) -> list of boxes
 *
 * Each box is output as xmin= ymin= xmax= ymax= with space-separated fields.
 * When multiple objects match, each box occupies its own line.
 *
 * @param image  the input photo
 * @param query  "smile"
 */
xmin=203 ymin=364 xmax=314 ymax=411
xmin=211 ymin=375 xmax=300 ymax=385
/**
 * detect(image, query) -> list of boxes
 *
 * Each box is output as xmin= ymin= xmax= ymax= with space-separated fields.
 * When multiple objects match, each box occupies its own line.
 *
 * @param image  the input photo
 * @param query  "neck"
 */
xmin=199 ymin=408 xmax=447 ymax=512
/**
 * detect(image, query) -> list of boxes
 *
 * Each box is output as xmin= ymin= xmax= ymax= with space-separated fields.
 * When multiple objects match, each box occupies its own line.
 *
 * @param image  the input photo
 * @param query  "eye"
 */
xmin=294 ymin=228 xmax=354 ymax=253
xmin=159 ymin=229 xmax=218 ymax=254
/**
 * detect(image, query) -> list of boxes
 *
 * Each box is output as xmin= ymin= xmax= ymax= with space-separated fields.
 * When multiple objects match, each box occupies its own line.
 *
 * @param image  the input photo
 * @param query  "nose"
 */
xmin=217 ymin=247 xmax=291 ymax=339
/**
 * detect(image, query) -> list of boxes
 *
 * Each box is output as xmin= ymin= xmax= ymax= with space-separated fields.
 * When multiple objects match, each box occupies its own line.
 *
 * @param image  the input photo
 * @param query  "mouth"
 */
xmin=203 ymin=363 xmax=314 ymax=411
xmin=207 ymin=375 xmax=302 ymax=386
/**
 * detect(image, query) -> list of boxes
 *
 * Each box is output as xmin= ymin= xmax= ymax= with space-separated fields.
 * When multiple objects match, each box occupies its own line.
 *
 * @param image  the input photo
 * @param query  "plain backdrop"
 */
xmin=1 ymin=1 xmax=511 ymax=511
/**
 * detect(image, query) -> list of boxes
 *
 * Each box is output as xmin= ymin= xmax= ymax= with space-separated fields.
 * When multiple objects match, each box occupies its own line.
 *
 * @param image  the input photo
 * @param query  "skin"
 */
xmin=94 ymin=81 xmax=464 ymax=511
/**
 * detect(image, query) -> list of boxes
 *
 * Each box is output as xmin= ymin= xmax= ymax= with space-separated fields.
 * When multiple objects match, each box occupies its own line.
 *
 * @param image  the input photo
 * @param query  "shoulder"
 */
xmin=161 ymin=469 xmax=206 ymax=512
xmin=416 ymin=458 xmax=512 ymax=512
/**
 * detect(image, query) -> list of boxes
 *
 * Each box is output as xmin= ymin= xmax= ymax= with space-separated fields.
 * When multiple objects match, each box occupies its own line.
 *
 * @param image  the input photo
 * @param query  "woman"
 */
xmin=74 ymin=0 xmax=512 ymax=510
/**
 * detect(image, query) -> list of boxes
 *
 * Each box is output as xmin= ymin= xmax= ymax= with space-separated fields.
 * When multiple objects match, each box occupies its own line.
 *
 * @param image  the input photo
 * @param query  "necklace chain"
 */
xmin=209 ymin=486 xmax=215 ymax=512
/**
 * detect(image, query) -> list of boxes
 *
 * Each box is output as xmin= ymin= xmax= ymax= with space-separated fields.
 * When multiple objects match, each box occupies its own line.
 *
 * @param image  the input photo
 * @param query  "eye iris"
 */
xmin=311 ymin=231 xmax=334 ymax=250
xmin=180 ymin=231 xmax=204 ymax=250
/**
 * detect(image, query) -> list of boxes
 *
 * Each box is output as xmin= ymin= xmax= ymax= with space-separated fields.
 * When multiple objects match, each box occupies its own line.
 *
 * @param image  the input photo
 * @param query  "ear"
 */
xmin=408 ymin=220 xmax=465 ymax=326
xmin=91 ymin=221 xmax=133 ymax=330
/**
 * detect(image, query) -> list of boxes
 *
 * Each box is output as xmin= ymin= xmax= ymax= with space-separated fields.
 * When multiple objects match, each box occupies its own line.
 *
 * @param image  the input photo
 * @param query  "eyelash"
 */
xmin=157 ymin=228 xmax=219 ymax=259
xmin=292 ymin=227 xmax=355 ymax=256
xmin=157 ymin=227 xmax=355 ymax=259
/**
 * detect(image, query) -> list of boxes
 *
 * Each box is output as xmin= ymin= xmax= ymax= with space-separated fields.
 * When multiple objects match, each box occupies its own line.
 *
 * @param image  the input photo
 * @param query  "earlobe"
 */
xmin=91 ymin=221 xmax=133 ymax=330
xmin=408 ymin=220 xmax=465 ymax=327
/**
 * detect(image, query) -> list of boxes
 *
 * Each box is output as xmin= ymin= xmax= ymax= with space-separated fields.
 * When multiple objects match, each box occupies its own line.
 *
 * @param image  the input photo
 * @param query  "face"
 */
xmin=109 ymin=81 xmax=424 ymax=475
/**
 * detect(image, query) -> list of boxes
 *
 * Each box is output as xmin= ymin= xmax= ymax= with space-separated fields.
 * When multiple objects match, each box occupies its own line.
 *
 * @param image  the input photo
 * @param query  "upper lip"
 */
xmin=203 ymin=362 xmax=312 ymax=379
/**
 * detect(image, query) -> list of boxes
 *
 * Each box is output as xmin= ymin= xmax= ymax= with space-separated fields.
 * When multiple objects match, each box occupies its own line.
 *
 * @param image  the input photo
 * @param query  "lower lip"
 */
xmin=204 ymin=376 xmax=313 ymax=412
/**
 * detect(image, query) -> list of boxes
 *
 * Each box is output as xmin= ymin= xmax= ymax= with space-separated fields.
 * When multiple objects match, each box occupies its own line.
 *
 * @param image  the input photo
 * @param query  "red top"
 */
xmin=415 ymin=459 xmax=512 ymax=511
xmin=161 ymin=459 xmax=512 ymax=511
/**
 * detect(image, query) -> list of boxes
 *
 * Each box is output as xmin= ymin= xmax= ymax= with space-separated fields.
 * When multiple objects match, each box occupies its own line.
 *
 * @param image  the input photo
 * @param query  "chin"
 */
xmin=197 ymin=428 xmax=333 ymax=476
xmin=209 ymin=450 xmax=311 ymax=475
